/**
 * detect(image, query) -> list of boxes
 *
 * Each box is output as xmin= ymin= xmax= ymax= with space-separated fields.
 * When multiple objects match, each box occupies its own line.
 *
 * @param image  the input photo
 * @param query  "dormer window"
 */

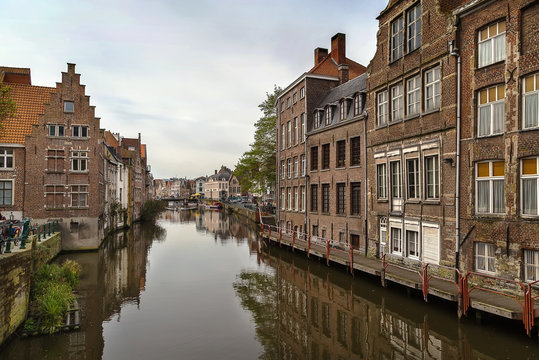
xmin=354 ymin=94 xmax=361 ymax=115
xmin=314 ymin=111 xmax=321 ymax=129
xmin=64 ymin=101 xmax=74 ymax=113
xmin=340 ymin=101 xmax=346 ymax=120
xmin=325 ymin=107 xmax=332 ymax=125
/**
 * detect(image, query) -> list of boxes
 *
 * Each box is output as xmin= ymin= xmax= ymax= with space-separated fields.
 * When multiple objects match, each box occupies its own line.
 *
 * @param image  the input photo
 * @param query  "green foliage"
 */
xmin=140 ymin=199 xmax=166 ymax=222
xmin=23 ymin=318 xmax=37 ymax=332
xmin=61 ymin=259 xmax=82 ymax=288
xmin=0 ymin=81 xmax=17 ymax=128
xmin=234 ymin=86 xmax=282 ymax=195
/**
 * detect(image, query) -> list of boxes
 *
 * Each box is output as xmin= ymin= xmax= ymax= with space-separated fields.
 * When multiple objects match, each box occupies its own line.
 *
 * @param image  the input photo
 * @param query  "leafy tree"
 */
xmin=234 ymin=86 xmax=282 ymax=196
xmin=0 ymin=81 xmax=17 ymax=128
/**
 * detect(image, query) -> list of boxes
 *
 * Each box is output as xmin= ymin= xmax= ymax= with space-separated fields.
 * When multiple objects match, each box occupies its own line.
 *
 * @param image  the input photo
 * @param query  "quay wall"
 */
xmin=0 ymin=233 xmax=61 ymax=346
xmin=222 ymin=204 xmax=259 ymax=223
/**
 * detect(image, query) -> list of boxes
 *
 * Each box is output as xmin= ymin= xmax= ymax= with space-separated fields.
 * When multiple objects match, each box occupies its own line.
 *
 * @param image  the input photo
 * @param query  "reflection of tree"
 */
xmin=233 ymin=272 xmax=279 ymax=360
xmin=142 ymin=223 xmax=167 ymax=242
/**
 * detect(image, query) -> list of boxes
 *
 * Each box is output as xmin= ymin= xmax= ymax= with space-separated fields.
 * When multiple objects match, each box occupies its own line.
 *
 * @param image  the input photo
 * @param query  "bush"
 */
xmin=61 ymin=259 xmax=82 ymax=288
xmin=140 ymin=199 xmax=166 ymax=222
xmin=37 ymin=283 xmax=73 ymax=334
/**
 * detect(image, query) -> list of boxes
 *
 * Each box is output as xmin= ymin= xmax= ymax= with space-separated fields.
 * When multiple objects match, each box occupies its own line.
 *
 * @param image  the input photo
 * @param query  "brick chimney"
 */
xmin=338 ymin=64 xmax=349 ymax=85
xmin=314 ymin=47 xmax=328 ymax=66
xmin=331 ymin=33 xmax=346 ymax=65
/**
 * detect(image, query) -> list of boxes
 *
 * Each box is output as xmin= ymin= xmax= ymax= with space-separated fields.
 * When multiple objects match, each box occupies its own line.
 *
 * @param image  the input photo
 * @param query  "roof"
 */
xmin=141 ymin=144 xmax=146 ymax=159
xmin=0 ymin=66 xmax=31 ymax=84
xmin=308 ymin=56 xmax=366 ymax=79
xmin=316 ymin=73 xmax=366 ymax=107
xmin=0 ymin=83 xmax=55 ymax=144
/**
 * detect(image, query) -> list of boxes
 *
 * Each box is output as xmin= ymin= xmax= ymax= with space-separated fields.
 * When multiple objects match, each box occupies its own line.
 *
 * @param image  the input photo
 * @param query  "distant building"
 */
xmin=228 ymin=175 xmax=241 ymax=198
xmin=205 ymin=166 xmax=232 ymax=200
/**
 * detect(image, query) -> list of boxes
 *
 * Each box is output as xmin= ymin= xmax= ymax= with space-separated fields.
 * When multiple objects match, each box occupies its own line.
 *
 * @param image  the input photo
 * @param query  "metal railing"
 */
xmin=0 ymin=219 xmax=59 ymax=255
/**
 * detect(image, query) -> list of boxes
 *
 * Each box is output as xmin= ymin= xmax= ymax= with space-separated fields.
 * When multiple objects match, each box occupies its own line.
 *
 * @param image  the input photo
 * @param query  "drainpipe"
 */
xmin=276 ymin=103 xmax=280 ymax=226
xmin=363 ymin=109 xmax=368 ymax=256
xmin=304 ymin=91 xmax=308 ymax=235
xmin=450 ymin=41 xmax=461 ymax=275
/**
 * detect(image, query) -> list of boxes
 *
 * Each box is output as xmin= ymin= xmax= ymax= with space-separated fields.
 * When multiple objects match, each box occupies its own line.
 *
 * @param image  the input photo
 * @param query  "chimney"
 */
xmin=338 ymin=64 xmax=349 ymax=85
xmin=67 ymin=63 xmax=76 ymax=74
xmin=214 ymin=170 xmax=217 ymax=175
xmin=314 ymin=47 xmax=328 ymax=66
xmin=331 ymin=33 xmax=346 ymax=65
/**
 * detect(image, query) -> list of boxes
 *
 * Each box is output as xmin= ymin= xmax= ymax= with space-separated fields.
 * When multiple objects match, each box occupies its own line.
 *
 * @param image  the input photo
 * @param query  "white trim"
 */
xmin=403 ymin=146 xmax=418 ymax=154
xmin=387 ymin=149 xmax=401 ymax=157
xmin=420 ymin=142 xmax=438 ymax=150
xmin=0 ymin=143 xmax=24 ymax=148
xmin=374 ymin=152 xmax=386 ymax=159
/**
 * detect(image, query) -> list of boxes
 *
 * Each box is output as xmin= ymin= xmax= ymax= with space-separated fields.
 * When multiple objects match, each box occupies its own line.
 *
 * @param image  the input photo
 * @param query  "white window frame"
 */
xmin=380 ymin=216 xmax=387 ymax=255
xmin=406 ymin=75 xmax=420 ymax=117
xmin=294 ymin=157 xmax=298 ymax=178
xmin=475 ymin=242 xmax=495 ymax=274
xmin=390 ymin=160 xmax=402 ymax=199
xmin=287 ymin=187 xmax=292 ymax=210
xmin=300 ymin=155 xmax=306 ymax=177
xmin=476 ymin=161 xmax=505 ymax=214
xmin=521 ymin=157 xmax=539 ymax=216
xmin=478 ymin=20 xmax=506 ymax=69
xmin=300 ymin=87 xmax=305 ymax=99
xmin=45 ymin=184 xmax=64 ymax=208
xmin=294 ymin=187 xmax=298 ymax=211
xmin=354 ymin=94 xmax=361 ymax=115
xmin=71 ymin=150 xmax=89 ymax=172
xmin=64 ymin=101 xmax=74 ymax=113
xmin=281 ymin=188 xmax=285 ymax=210
xmin=287 ymin=121 xmax=291 ymax=147
xmin=391 ymin=83 xmax=403 ymax=122
xmin=377 ymin=163 xmax=388 ymax=199
xmin=281 ymin=124 xmax=285 ymax=150
xmin=340 ymin=101 xmax=346 ymax=120
xmin=391 ymin=16 xmax=404 ymax=62
xmin=287 ymin=158 xmax=291 ymax=179
xmin=301 ymin=113 xmax=306 ymax=142
xmin=424 ymin=67 xmax=440 ymax=111
xmin=390 ymin=219 xmax=403 ymax=256
xmin=0 ymin=149 xmax=14 ymax=169
xmin=72 ymin=125 xmax=89 ymax=138
xmin=0 ymin=180 xmax=13 ymax=205
xmin=405 ymin=220 xmax=420 ymax=260
xmin=325 ymin=107 xmax=332 ymax=125
xmin=281 ymin=160 xmax=285 ymax=180
xmin=293 ymin=92 xmax=297 ymax=104
xmin=406 ymin=157 xmax=420 ymax=200
xmin=294 ymin=117 xmax=298 ymax=145
xmin=70 ymin=184 xmax=88 ymax=207
xmin=478 ymin=85 xmax=505 ymax=137
xmin=524 ymin=250 xmax=539 ymax=282
xmin=424 ymin=155 xmax=440 ymax=200
xmin=48 ymin=124 xmax=65 ymax=137
xmin=377 ymin=90 xmax=388 ymax=127
xmin=523 ymin=73 xmax=539 ymax=130
xmin=406 ymin=4 xmax=421 ymax=53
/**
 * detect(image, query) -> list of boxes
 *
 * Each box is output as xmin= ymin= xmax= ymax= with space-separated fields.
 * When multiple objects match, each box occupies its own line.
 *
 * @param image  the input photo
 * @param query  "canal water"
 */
xmin=1 ymin=210 xmax=538 ymax=359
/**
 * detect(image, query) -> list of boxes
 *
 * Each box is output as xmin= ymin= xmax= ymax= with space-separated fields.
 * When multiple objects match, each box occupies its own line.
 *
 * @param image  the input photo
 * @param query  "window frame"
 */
xmin=523 ymin=73 xmax=539 ymax=130
xmin=310 ymin=146 xmax=318 ymax=171
xmin=325 ymin=106 xmax=332 ymax=125
xmin=0 ymin=180 xmax=13 ymax=205
xmin=321 ymin=144 xmax=330 ymax=170
xmin=321 ymin=184 xmax=330 ymax=213
xmin=377 ymin=163 xmax=388 ymax=199
xmin=377 ymin=90 xmax=388 ymax=127
xmin=424 ymin=67 xmax=440 ymax=112
xmin=336 ymin=183 xmax=345 ymax=215
xmin=390 ymin=221 xmax=403 ymax=256
xmin=475 ymin=160 xmax=505 ymax=214
xmin=477 ymin=85 xmax=505 ymax=137
xmin=45 ymin=184 xmax=64 ymax=208
xmin=350 ymin=182 xmax=361 ymax=216
xmin=406 ymin=157 xmax=420 ymax=200
xmin=64 ymin=101 xmax=74 ymax=113
xmin=70 ymin=184 xmax=88 ymax=208
xmin=521 ymin=157 xmax=539 ymax=216
xmin=390 ymin=83 xmax=403 ymax=123
xmin=406 ymin=75 xmax=420 ymax=117
xmin=424 ymin=154 xmax=440 ymax=200
xmin=406 ymin=3 xmax=421 ymax=53
xmin=72 ymin=125 xmax=89 ymax=138
xmin=310 ymin=184 xmax=318 ymax=212
xmin=300 ymin=87 xmax=305 ymax=99
xmin=0 ymin=149 xmax=14 ymax=169
xmin=475 ymin=242 xmax=495 ymax=274
xmin=48 ymin=124 xmax=65 ymax=137
xmin=524 ymin=249 xmax=539 ymax=282
xmin=477 ymin=20 xmax=506 ymax=69
xmin=336 ymin=140 xmax=346 ymax=168
xmin=350 ymin=137 xmax=360 ymax=166
xmin=390 ymin=15 xmax=404 ymax=62
xmin=71 ymin=150 xmax=89 ymax=173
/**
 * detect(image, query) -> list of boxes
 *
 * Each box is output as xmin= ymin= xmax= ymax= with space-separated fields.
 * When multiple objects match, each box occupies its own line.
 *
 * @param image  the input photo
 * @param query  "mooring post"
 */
xmin=307 ymin=234 xmax=311 ymax=258
xmin=292 ymin=231 xmax=295 ymax=253
xmin=381 ymin=253 xmax=387 ymax=287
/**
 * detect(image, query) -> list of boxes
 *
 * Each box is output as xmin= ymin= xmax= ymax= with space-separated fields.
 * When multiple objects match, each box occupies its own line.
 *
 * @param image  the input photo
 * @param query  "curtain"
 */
xmin=477 ymin=180 xmax=490 ymax=213
xmin=523 ymin=178 xmax=537 ymax=215
xmin=493 ymin=179 xmax=504 ymax=213
xmin=478 ymin=41 xmax=491 ymax=68
xmin=494 ymin=34 xmax=506 ymax=63
xmin=524 ymin=93 xmax=538 ymax=128
xmin=479 ymin=106 xmax=491 ymax=136
xmin=493 ymin=102 xmax=504 ymax=134
xmin=487 ymin=243 xmax=495 ymax=272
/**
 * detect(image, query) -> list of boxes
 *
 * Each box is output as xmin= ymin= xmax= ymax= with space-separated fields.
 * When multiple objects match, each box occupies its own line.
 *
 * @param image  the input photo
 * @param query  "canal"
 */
xmin=1 ymin=210 xmax=538 ymax=359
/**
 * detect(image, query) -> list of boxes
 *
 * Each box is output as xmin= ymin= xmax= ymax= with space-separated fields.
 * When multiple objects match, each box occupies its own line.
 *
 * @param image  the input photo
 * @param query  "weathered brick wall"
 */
xmin=0 ymin=147 xmax=25 ymax=220
xmin=458 ymin=0 xmax=539 ymax=279
xmin=0 ymin=232 xmax=61 ymax=346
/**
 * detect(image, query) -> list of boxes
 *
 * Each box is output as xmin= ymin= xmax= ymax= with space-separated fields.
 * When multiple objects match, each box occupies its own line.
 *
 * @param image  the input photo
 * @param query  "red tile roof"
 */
xmin=0 ymin=66 xmax=31 ymax=84
xmin=0 ymin=83 xmax=55 ymax=144
xmin=308 ymin=55 xmax=366 ymax=80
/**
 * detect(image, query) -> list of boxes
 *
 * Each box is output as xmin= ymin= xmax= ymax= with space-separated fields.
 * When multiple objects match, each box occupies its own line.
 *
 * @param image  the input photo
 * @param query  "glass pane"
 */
xmin=523 ymin=178 xmax=538 ymax=215
xmin=477 ymin=162 xmax=490 ymax=177
xmin=492 ymin=102 xmax=504 ymax=134
xmin=479 ymin=106 xmax=491 ymax=136
xmin=524 ymin=93 xmax=538 ymax=128
xmin=493 ymin=161 xmax=504 ymax=176
xmin=493 ymin=180 xmax=504 ymax=213
xmin=522 ymin=158 xmax=537 ymax=175
xmin=477 ymin=181 xmax=490 ymax=213
xmin=73 ymin=127 xmax=79 ymax=137
xmin=479 ymin=41 xmax=491 ymax=67
xmin=494 ymin=34 xmax=505 ymax=63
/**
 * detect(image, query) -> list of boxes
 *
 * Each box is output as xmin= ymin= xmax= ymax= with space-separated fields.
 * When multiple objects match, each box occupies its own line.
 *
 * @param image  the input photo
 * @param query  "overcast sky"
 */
xmin=0 ymin=0 xmax=385 ymax=179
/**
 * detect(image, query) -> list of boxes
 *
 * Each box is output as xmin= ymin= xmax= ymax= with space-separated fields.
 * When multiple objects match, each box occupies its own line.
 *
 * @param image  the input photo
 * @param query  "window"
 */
xmin=322 ymin=228 xmax=327 ymax=239
xmin=354 ymin=94 xmax=361 ymax=115
xmin=377 ymin=163 xmax=388 ymax=199
xmin=287 ymin=97 xmax=290 ymax=108
xmin=325 ymin=107 xmax=332 ymax=125
xmin=48 ymin=124 xmax=65 ymax=137
xmin=281 ymin=160 xmax=285 ymax=180
xmin=523 ymin=73 xmax=539 ymax=129
xmin=340 ymin=101 xmax=346 ymax=120
xmin=390 ymin=161 xmax=402 ymax=199
xmin=391 ymin=83 xmax=403 ymax=122
xmin=311 ymin=184 xmax=318 ymax=212
xmin=377 ymin=91 xmax=388 ymax=126
xmin=46 ymin=149 xmax=65 ymax=172
xmin=294 ymin=157 xmax=298 ymax=178
xmin=336 ymin=183 xmax=345 ymax=214
xmin=64 ymin=101 xmax=74 ymax=113
xmin=287 ymin=188 xmax=291 ymax=210
xmin=475 ymin=242 xmax=495 ymax=273
xmin=71 ymin=185 xmax=88 ymax=207
xmin=300 ymin=186 xmax=305 ymax=212
xmin=476 ymin=161 xmax=504 ymax=214
xmin=391 ymin=225 xmax=402 ymax=255
xmin=0 ymin=149 xmax=13 ymax=169
xmin=45 ymin=185 xmax=64 ymax=208
xmin=72 ymin=125 xmax=89 ymax=138
xmin=312 ymin=225 xmax=319 ymax=237
xmin=281 ymin=188 xmax=285 ymax=210
xmin=406 ymin=158 xmax=420 ymax=200
xmin=521 ymin=157 xmax=539 ymax=215
xmin=281 ymin=124 xmax=285 ymax=150
xmin=478 ymin=85 xmax=505 ymax=136
xmin=287 ymin=159 xmax=291 ymax=179
xmin=336 ymin=140 xmax=346 ymax=168
xmin=406 ymin=230 xmax=419 ymax=259
xmin=71 ymin=151 xmax=88 ymax=172
xmin=287 ymin=121 xmax=291 ymax=147
xmin=301 ymin=113 xmax=306 ymax=142
xmin=281 ymin=102 xmax=284 ymax=113
xmin=425 ymin=155 xmax=440 ymax=200
xmin=478 ymin=20 xmax=506 ymax=68
xmin=293 ymin=92 xmax=297 ymax=104
xmin=407 ymin=4 xmax=421 ymax=52
xmin=294 ymin=117 xmax=298 ymax=145
xmin=350 ymin=137 xmax=360 ymax=166
xmin=391 ymin=16 xmax=404 ymax=61
xmin=380 ymin=217 xmax=387 ymax=255
xmin=300 ymin=155 xmax=306 ymax=176
xmin=322 ymin=144 xmax=330 ymax=169
xmin=300 ymin=87 xmax=305 ymax=99
xmin=0 ymin=181 xmax=12 ymax=205
xmin=351 ymin=182 xmax=360 ymax=216
xmin=424 ymin=67 xmax=440 ymax=111
xmin=406 ymin=75 xmax=420 ymax=116
xmin=294 ymin=187 xmax=298 ymax=210
xmin=524 ymin=250 xmax=539 ymax=282
xmin=314 ymin=111 xmax=321 ymax=129
xmin=321 ymin=184 xmax=330 ymax=213
xmin=310 ymin=146 xmax=318 ymax=171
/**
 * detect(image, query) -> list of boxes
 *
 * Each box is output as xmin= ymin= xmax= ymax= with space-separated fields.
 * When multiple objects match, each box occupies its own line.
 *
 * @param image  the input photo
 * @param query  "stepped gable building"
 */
xmin=22 ymin=63 xmax=105 ymax=250
xmin=276 ymin=33 xmax=366 ymax=235
xmin=307 ymin=73 xmax=367 ymax=249
xmin=0 ymin=66 xmax=54 ymax=220
xmin=454 ymin=0 xmax=539 ymax=282
xmin=366 ymin=1 xmax=462 ymax=266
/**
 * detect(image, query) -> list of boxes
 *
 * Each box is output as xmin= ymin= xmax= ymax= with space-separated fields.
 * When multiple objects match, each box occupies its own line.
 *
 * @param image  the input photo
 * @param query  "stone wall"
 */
xmin=0 ymin=232 xmax=61 ymax=346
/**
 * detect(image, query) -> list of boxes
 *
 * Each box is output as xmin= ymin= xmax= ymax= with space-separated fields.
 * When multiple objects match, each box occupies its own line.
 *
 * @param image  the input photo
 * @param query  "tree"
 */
xmin=0 ymin=81 xmax=17 ymax=128
xmin=234 ymin=86 xmax=282 ymax=196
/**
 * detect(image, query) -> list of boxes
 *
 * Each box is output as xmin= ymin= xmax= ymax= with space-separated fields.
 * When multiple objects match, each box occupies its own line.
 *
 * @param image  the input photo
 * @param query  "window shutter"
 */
xmin=422 ymin=224 xmax=439 ymax=264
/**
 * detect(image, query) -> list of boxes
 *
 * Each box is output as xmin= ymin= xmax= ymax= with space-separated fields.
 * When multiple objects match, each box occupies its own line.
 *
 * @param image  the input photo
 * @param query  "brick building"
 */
xmin=276 ymin=33 xmax=366 ymax=235
xmin=366 ymin=0 xmax=461 ymax=269
xmin=454 ymin=0 xmax=539 ymax=281
xmin=307 ymin=74 xmax=367 ymax=249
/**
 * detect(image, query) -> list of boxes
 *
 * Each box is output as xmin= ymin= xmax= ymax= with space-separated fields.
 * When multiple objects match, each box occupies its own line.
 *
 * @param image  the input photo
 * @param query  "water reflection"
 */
xmin=239 ymin=246 xmax=539 ymax=360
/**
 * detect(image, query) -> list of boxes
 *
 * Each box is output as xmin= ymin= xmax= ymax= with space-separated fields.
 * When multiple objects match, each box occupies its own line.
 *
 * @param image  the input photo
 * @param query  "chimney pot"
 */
xmin=314 ymin=47 xmax=328 ymax=66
